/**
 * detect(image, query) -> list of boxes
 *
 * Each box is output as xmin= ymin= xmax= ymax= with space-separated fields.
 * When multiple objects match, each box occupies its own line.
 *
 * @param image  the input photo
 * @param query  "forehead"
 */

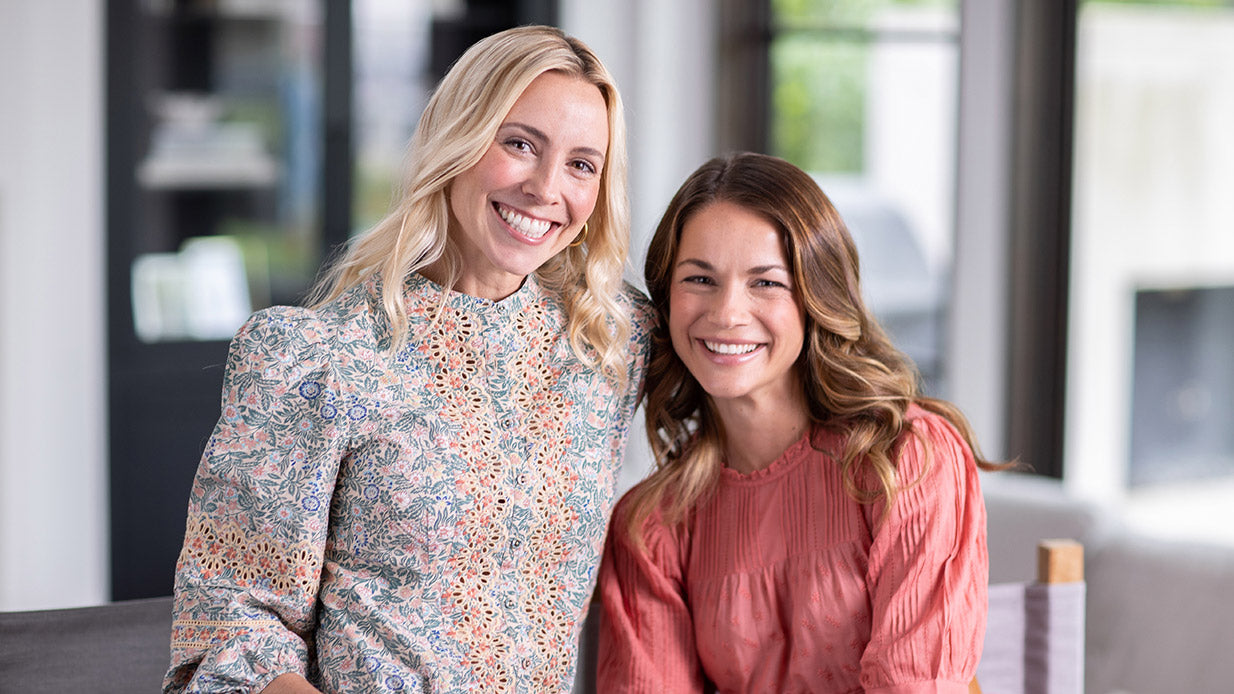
xmin=677 ymin=200 xmax=787 ymax=260
xmin=502 ymin=71 xmax=609 ymax=150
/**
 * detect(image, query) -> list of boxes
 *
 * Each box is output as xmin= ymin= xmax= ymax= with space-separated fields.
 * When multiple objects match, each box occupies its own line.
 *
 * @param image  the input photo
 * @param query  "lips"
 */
xmin=495 ymin=202 xmax=555 ymax=240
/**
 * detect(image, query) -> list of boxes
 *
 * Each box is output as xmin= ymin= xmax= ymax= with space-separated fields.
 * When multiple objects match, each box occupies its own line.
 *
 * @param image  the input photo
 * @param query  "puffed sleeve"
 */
xmin=859 ymin=411 xmax=988 ymax=694
xmin=596 ymin=492 xmax=706 ymax=694
xmin=164 ymin=307 xmax=351 ymax=693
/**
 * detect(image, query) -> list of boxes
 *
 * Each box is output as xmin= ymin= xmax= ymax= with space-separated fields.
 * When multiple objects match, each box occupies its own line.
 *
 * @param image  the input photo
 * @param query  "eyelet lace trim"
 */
xmin=429 ymin=300 xmax=577 ymax=691
xmin=173 ymin=515 xmax=321 ymax=648
xmin=177 ymin=515 xmax=322 ymax=598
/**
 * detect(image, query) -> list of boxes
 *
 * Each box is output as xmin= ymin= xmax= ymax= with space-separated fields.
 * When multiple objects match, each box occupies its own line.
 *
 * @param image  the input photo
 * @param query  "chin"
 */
xmin=697 ymin=383 xmax=749 ymax=402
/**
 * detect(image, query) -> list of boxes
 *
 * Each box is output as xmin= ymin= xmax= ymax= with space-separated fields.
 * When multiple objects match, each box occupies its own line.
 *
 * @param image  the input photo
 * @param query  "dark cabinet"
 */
xmin=105 ymin=0 xmax=556 ymax=601
xmin=105 ymin=0 xmax=351 ymax=600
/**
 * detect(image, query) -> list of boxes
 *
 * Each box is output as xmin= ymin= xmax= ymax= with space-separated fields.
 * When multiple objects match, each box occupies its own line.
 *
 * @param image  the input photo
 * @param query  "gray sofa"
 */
xmin=0 ymin=595 xmax=172 ymax=693
xmin=982 ymin=472 xmax=1234 ymax=694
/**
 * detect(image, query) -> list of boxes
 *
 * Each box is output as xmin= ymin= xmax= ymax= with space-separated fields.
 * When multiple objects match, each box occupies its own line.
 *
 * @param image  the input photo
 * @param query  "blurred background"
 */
xmin=2 ymin=0 xmax=1232 ymax=653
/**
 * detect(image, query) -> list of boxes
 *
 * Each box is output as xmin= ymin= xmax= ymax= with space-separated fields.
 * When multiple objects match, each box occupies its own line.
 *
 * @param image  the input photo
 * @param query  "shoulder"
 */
xmin=232 ymin=306 xmax=329 ymax=356
xmin=617 ymin=282 xmax=656 ymax=330
xmin=617 ymin=281 xmax=654 ymax=312
xmin=616 ymin=282 xmax=656 ymax=363
xmin=226 ymin=288 xmax=378 ymax=377
xmin=900 ymin=405 xmax=972 ymax=464
xmin=891 ymin=404 xmax=982 ymax=509
xmin=208 ymin=309 xmax=335 ymax=409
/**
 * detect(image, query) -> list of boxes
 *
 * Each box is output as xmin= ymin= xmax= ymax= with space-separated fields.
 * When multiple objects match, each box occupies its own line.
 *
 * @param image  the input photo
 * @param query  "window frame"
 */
xmin=719 ymin=0 xmax=1077 ymax=476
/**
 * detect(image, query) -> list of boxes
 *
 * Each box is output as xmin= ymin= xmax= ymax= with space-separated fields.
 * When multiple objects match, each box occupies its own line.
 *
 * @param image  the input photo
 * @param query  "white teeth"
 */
xmin=704 ymin=341 xmax=758 ymax=355
xmin=497 ymin=204 xmax=553 ymax=239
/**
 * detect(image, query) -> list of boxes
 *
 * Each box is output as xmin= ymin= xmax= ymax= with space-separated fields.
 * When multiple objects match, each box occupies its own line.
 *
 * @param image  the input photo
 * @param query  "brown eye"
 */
xmin=570 ymin=158 xmax=598 ymax=175
xmin=504 ymin=137 xmax=533 ymax=152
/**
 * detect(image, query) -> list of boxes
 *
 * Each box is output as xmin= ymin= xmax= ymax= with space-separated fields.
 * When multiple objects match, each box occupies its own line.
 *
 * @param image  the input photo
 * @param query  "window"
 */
xmin=766 ymin=0 xmax=961 ymax=396
xmin=1066 ymin=0 xmax=1234 ymax=543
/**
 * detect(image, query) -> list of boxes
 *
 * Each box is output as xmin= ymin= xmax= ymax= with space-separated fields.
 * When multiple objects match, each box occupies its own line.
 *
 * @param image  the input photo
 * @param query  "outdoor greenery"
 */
xmin=769 ymin=0 xmax=955 ymax=173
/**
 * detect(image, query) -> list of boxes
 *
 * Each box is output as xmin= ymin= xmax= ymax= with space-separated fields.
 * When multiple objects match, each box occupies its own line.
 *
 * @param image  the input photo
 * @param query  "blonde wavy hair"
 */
xmin=310 ymin=26 xmax=631 ymax=380
xmin=626 ymin=152 xmax=1002 ymax=545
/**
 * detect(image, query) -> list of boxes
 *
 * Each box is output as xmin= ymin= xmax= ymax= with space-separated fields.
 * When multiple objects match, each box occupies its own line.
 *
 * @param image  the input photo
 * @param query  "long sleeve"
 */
xmin=597 ymin=495 xmax=706 ymax=694
xmin=859 ymin=412 xmax=988 ymax=694
xmin=165 ymin=307 xmax=351 ymax=693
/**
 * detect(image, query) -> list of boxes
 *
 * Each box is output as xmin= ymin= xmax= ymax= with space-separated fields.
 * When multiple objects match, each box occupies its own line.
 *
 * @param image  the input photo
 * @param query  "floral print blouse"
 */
xmin=165 ymin=272 xmax=653 ymax=694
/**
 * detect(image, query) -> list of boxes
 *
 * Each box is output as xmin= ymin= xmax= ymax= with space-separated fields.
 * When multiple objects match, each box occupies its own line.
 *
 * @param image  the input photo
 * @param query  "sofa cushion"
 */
xmin=981 ymin=472 xmax=1110 ymax=583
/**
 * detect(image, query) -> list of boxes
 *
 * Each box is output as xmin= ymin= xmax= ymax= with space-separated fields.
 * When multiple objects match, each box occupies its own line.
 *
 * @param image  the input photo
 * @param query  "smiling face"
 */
xmin=668 ymin=199 xmax=807 ymax=410
xmin=445 ymin=70 xmax=609 ymax=300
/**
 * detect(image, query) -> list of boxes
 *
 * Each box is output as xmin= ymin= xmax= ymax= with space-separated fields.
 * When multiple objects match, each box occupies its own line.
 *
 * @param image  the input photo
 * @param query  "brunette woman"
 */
xmin=599 ymin=152 xmax=997 ymax=693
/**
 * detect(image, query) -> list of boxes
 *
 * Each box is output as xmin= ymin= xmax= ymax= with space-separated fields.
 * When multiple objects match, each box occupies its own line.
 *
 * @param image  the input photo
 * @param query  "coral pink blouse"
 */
xmin=597 ymin=407 xmax=987 ymax=693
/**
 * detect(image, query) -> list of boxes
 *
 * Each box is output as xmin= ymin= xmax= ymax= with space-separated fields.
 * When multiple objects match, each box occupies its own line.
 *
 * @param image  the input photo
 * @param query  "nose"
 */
xmin=521 ymin=159 xmax=562 ymax=204
xmin=708 ymin=284 xmax=750 ymax=328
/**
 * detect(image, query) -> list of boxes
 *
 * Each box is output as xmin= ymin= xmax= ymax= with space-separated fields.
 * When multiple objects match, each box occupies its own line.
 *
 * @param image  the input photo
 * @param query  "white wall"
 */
xmin=950 ymin=0 xmax=1015 ymax=460
xmin=0 ymin=0 xmax=108 ymax=610
xmin=1066 ymin=6 xmax=1234 ymax=541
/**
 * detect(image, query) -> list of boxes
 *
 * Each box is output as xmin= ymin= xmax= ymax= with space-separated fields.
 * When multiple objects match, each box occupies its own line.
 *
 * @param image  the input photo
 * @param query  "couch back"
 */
xmin=0 ymin=595 xmax=172 ymax=693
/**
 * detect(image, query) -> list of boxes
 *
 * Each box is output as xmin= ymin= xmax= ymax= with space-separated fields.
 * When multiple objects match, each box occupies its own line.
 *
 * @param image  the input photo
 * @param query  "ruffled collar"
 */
xmin=718 ymin=425 xmax=838 ymax=485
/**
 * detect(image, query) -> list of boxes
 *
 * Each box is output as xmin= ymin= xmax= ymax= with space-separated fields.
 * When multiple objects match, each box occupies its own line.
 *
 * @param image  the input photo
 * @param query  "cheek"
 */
xmin=570 ymin=180 xmax=602 ymax=217
xmin=460 ymin=148 xmax=514 ymax=195
xmin=448 ymin=170 xmax=482 ymax=215
xmin=785 ymin=307 xmax=807 ymax=356
xmin=666 ymin=295 xmax=688 ymax=345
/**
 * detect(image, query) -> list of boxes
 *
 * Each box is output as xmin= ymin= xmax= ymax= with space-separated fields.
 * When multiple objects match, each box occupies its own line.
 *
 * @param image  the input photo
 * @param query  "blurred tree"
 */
xmin=769 ymin=0 xmax=956 ymax=173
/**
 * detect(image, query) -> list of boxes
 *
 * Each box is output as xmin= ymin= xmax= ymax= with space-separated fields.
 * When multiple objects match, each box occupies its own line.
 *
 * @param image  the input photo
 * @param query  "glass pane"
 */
xmin=1130 ymin=286 xmax=1234 ymax=485
xmin=773 ymin=0 xmax=957 ymax=30
xmin=771 ymin=38 xmax=866 ymax=174
xmin=769 ymin=0 xmax=959 ymax=395
xmin=1069 ymin=0 xmax=1234 ymax=537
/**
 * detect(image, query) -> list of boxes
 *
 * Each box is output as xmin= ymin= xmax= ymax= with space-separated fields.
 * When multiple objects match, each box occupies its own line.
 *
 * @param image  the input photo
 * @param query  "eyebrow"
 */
xmin=501 ymin=121 xmax=606 ymax=162
xmin=675 ymin=258 xmax=789 ymax=274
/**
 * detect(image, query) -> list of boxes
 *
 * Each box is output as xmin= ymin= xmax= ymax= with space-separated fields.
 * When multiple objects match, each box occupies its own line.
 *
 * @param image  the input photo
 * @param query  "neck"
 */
xmin=712 ymin=392 xmax=811 ymax=475
xmin=420 ymin=259 xmax=525 ymax=302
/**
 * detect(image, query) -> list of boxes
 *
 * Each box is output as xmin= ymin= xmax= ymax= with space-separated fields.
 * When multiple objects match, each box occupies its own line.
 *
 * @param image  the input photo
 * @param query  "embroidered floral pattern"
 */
xmin=177 ymin=515 xmax=322 ymax=604
xmin=167 ymin=274 xmax=652 ymax=694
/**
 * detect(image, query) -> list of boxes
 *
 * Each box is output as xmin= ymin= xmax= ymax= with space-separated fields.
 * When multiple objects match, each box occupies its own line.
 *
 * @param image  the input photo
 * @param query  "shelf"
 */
xmin=137 ymin=155 xmax=280 ymax=189
xmin=143 ymin=0 xmax=313 ymax=21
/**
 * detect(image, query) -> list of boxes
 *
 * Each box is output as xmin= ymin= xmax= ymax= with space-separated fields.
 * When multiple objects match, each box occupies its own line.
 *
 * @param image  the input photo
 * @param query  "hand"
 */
xmin=261 ymin=673 xmax=323 ymax=693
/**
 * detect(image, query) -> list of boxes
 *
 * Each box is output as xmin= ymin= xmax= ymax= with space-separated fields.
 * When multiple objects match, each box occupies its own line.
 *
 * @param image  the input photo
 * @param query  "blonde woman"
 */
xmin=599 ymin=153 xmax=998 ymax=693
xmin=166 ymin=26 xmax=652 ymax=694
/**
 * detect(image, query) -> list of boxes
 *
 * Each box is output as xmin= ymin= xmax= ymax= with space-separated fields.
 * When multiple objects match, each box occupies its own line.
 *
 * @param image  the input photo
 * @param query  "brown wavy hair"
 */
xmin=625 ymin=152 xmax=1001 ymax=545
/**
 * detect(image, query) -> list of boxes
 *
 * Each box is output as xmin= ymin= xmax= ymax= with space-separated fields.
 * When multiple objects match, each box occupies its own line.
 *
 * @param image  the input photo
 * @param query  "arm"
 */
xmin=165 ymin=309 xmax=349 ymax=693
xmin=860 ymin=412 xmax=989 ymax=694
xmin=596 ymin=495 xmax=706 ymax=694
